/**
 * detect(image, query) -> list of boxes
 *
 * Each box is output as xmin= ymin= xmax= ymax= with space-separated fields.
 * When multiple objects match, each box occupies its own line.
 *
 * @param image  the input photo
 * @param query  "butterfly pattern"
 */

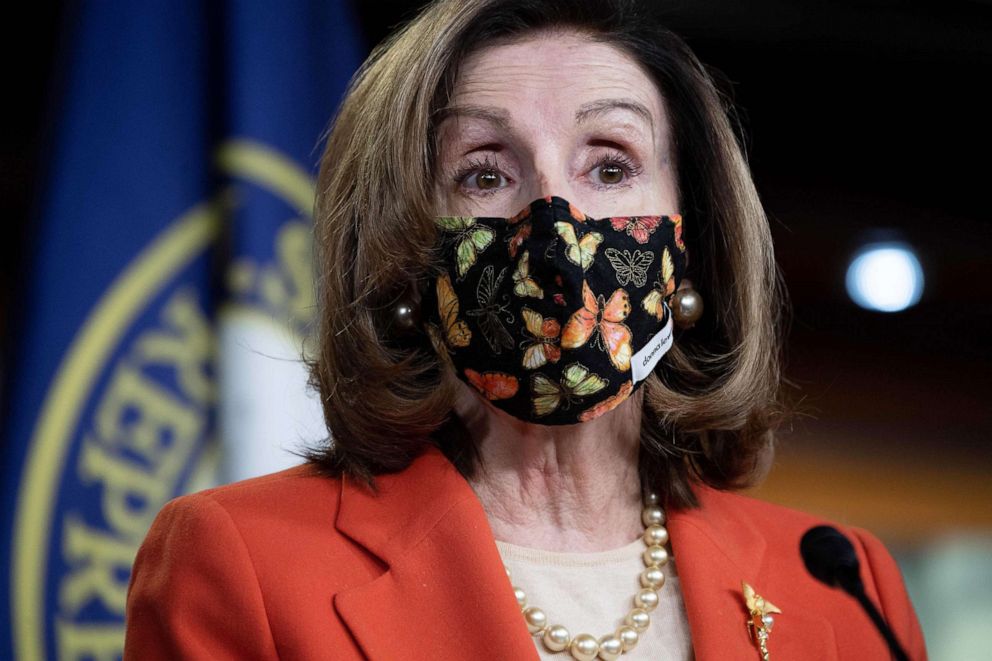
xmin=579 ymin=381 xmax=634 ymax=423
xmin=421 ymin=195 xmax=688 ymax=425
xmin=464 ymin=368 xmax=519 ymax=401
xmin=555 ymin=222 xmax=603 ymax=271
xmin=425 ymin=272 xmax=471 ymax=354
xmin=464 ymin=264 xmax=516 ymax=354
xmin=642 ymin=247 xmax=676 ymax=322
xmin=434 ymin=216 xmax=495 ymax=280
xmin=531 ymin=362 xmax=608 ymax=418
xmin=520 ymin=306 xmax=562 ymax=370
xmin=507 ymin=221 xmax=532 ymax=259
xmin=512 ymin=250 xmax=544 ymax=299
xmin=609 ymin=215 xmax=664 ymax=244
xmin=561 ymin=281 xmax=634 ymax=372
xmin=605 ymin=247 xmax=655 ymax=288
xmin=671 ymin=214 xmax=686 ymax=253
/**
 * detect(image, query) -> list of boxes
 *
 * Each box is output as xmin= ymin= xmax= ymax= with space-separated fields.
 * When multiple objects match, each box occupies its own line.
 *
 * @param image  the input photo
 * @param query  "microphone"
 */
xmin=800 ymin=525 xmax=911 ymax=661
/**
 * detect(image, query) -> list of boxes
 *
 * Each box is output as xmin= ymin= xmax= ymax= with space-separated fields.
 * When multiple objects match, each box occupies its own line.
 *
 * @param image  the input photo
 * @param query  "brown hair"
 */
xmin=296 ymin=0 xmax=796 ymax=509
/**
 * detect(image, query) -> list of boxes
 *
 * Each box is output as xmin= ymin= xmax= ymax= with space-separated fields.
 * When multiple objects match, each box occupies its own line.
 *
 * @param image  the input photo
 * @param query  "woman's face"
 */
xmin=435 ymin=29 xmax=678 ymax=220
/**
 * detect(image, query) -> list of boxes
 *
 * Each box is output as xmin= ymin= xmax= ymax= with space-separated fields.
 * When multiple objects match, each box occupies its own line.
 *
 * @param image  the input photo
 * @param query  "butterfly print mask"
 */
xmin=422 ymin=195 xmax=689 ymax=426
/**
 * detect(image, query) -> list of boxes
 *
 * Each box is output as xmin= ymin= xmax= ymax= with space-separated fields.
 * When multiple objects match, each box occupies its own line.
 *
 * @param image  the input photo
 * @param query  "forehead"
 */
xmin=440 ymin=30 xmax=665 ymax=139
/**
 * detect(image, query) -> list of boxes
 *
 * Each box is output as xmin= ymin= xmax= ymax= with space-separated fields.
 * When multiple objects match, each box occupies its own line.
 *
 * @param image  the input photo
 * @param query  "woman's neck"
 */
xmin=456 ymin=379 xmax=646 ymax=553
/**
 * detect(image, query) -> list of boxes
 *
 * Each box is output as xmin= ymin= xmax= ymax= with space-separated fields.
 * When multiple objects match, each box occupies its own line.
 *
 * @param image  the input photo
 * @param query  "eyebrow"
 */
xmin=434 ymin=104 xmax=513 ymax=131
xmin=435 ymin=97 xmax=654 ymax=133
xmin=574 ymin=98 xmax=655 ymax=133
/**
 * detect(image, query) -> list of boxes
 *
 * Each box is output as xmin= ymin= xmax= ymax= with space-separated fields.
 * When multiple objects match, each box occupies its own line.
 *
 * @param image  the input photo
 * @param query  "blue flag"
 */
xmin=0 ymin=2 xmax=365 ymax=658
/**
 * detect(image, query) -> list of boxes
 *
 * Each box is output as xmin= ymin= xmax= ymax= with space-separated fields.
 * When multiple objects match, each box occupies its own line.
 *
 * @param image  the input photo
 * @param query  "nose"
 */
xmin=522 ymin=151 xmax=582 ymax=210
xmin=535 ymin=171 xmax=571 ymax=201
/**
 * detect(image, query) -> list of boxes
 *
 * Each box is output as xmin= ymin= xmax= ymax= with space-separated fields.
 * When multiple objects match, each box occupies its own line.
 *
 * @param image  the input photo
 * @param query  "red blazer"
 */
xmin=123 ymin=445 xmax=927 ymax=660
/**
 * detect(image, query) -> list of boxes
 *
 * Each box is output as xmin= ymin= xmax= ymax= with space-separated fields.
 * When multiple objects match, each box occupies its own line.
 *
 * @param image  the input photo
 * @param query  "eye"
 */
xmin=590 ymin=150 xmax=643 ymax=189
xmin=599 ymin=163 xmax=624 ymax=185
xmin=452 ymin=154 xmax=510 ymax=197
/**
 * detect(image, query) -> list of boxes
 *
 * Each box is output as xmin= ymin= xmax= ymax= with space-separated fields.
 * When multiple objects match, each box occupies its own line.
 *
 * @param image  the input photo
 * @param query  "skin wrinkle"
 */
xmin=436 ymin=42 xmax=675 ymax=219
xmin=435 ymin=31 xmax=681 ymax=553
xmin=437 ymin=98 xmax=655 ymax=136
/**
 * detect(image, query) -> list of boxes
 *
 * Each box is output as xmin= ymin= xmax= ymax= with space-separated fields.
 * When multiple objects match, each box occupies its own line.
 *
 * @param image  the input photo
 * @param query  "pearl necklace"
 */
xmin=504 ymin=492 xmax=669 ymax=661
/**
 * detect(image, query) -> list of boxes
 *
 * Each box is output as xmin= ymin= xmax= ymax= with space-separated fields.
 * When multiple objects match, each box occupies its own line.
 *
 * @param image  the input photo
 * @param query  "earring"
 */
xmin=389 ymin=277 xmax=427 ymax=338
xmin=391 ymin=297 xmax=422 ymax=336
xmin=670 ymin=282 xmax=703 ymax=329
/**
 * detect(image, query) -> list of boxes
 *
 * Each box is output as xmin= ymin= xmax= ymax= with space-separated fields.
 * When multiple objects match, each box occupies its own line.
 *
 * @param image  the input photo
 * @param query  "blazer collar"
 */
xmin=333 ymin=445 xmax=538 ymax=660
xmin=333 ymin=445 xmax=836 ymax=660
xmin=668 ymin=482 xmax=838 ymax=660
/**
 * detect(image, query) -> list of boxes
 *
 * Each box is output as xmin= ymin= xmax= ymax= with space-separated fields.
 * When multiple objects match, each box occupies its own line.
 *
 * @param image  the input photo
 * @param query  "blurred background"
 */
xmin=2 ymin=1 xmax=989 ymax=659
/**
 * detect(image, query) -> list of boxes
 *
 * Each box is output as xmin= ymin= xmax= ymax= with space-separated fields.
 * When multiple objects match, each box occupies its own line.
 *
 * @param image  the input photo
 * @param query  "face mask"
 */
xmin=421 ymin=195 xmax=688 ymax=425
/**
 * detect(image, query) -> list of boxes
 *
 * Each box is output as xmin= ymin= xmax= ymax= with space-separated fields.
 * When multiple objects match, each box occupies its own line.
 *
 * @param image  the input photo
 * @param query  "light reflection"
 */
xmin=845 ymin=241 xmax=924 ymax=312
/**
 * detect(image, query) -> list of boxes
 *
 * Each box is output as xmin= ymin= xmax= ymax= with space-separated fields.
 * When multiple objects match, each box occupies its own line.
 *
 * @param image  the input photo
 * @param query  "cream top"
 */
xmin=496 ymin=536 xmax=694 ymax=660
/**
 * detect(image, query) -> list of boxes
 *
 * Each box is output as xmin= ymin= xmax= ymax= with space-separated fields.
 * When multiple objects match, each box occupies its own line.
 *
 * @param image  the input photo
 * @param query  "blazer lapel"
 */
xmin=332 ymin=446 xmax=538 ymax=661
xmin=668 ymin=482 xmax=838 ymax=661
xmin=333 ymin=448 xmax=837 ymax=661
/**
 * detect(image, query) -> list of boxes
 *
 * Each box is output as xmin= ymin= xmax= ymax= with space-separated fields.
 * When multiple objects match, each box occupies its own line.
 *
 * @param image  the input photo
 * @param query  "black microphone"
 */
xmin=800 ymin=525 xmax=911 ymax=661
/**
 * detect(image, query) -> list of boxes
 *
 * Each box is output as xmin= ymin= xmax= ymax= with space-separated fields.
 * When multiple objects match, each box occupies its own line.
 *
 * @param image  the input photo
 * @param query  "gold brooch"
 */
xmin=742 ymin=581 xmax=782 ymax=661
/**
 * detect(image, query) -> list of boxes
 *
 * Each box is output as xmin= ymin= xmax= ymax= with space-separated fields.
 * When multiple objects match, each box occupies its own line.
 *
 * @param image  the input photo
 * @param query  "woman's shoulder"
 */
xmin=171 ymin=461 xmax=341 ymax=521
xmin=129 ymin=461 xmax=378 ymax=613
xmin=689 ymin=479 xmax=874 ymax=543
xmin=149 ymin=461 xmax=355 ymax=555
xmin=134 ymin=461 xmax=378 ymax=585
xmin=125 ymin=465 xmax=391 ymax=659
xmin=686 ymin=480 xmax=906 ymax=577
xmin=683 ymin=480 xmax=926 ymax=650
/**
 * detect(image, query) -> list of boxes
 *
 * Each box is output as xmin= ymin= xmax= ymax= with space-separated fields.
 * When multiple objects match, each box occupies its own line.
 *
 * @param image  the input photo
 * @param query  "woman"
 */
xmin=123 ymin=0 xmax=927 ymax=659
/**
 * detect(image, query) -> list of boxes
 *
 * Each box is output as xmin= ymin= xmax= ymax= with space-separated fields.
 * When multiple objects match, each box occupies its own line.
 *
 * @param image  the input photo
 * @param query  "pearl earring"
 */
xmin=670 ymin=283 xmax=703 ymax=329
xmin=390 ymin=298 xmax=421 ymax=336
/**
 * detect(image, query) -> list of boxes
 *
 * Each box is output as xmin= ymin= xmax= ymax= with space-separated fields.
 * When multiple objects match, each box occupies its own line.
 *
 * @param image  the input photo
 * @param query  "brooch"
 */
xmin=742 ymin=581 xmax=782 ymax=661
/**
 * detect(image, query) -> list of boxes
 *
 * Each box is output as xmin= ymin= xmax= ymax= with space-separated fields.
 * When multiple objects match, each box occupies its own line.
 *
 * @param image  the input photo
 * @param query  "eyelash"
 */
xmin=451 ymin=150 xmax=644 ymax=198
xmin=450 ymin=155 xmax=503 ymax=198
